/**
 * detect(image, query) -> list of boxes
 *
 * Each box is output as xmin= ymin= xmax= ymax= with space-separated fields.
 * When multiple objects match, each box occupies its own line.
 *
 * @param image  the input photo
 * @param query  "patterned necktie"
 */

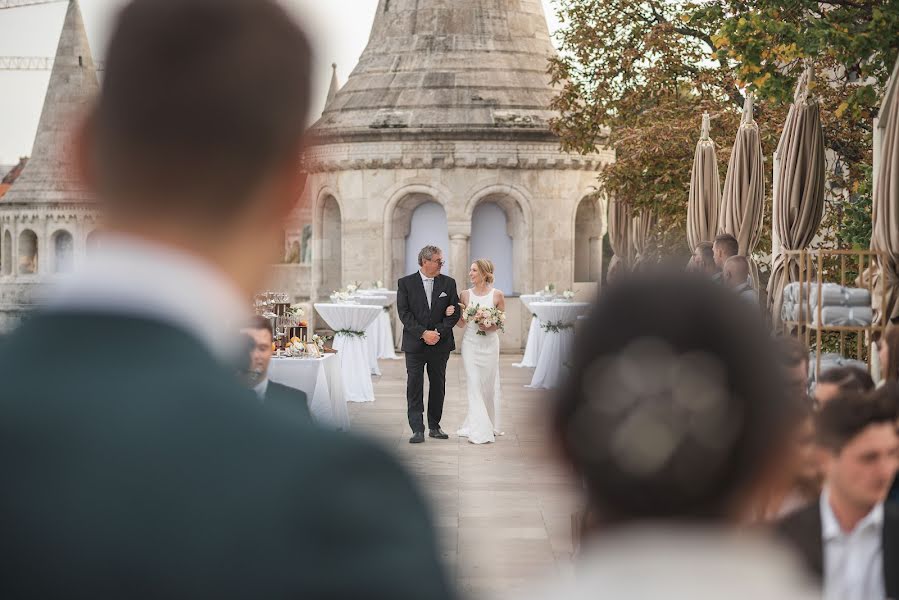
xmin=424 ymin=277 xmax=434 ymax=309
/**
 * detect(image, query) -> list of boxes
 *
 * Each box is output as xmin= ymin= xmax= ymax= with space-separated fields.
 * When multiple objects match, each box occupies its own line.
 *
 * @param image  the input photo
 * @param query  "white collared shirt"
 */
xmin=821 ymin=490 xmax=885 ymax=600
xmin=253 ymin=377 xmax=269 ymax=402
xmin=419 ymin=270 xmax=434 ymax=309
xmin=47 ymin=234 xmax=249 ymax=362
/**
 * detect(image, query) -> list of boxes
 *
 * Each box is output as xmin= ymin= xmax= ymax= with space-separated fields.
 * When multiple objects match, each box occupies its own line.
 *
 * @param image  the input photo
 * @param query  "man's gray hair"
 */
xmin=418 ymin=245 xmax=442 ymax=266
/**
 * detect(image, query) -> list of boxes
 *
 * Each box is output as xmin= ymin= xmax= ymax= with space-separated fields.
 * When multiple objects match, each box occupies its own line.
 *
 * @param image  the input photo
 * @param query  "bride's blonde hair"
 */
xmin=473 ymin=259 xmax=495 ymax=285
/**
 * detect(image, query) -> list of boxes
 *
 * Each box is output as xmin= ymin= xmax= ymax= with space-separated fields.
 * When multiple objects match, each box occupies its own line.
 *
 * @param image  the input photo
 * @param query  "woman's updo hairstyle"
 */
xmin=474 ymin=259 xmax=495 ymax=285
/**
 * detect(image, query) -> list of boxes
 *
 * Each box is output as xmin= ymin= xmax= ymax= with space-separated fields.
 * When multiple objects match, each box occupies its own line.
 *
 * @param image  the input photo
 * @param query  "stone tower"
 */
xmin=300 ymin=0 xmax=612 ymax=350
xmin=0 ymin=0 xmax=100 ymax=328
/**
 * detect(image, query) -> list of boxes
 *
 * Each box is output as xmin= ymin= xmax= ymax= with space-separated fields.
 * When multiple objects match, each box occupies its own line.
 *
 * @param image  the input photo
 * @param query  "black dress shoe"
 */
xmin=429 ymin=428 xmax=449 ymax=439
xmin=409 ymin=432 xmax=425 ymax=444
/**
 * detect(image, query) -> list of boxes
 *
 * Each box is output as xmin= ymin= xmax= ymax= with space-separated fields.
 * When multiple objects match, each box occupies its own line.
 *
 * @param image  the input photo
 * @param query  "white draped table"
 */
xmin=355 ymin=290 xmax=400 ymax=367
xmin=513 ymin=294 xmax=547 ymax=368
xmin=268 ymin=354 xmax=349 ymax=430
xmin=527 ymin=301 xmax=591 ymax=390
xmin=314 ymin=303 xmax=383 ymax=403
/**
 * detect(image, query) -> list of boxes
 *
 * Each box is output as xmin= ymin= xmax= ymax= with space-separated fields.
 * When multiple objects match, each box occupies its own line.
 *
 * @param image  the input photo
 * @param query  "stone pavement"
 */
xmin=348 ymin=354 xmax=584 ymax=600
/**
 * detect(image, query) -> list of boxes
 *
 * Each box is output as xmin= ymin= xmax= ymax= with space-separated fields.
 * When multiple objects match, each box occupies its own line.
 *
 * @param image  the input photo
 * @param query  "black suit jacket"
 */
xmin=397 ymin=272 xmax=461 ymax=353
xmin=0 ymin=312 xmax=453 ymax=599
xmin=263 ymin=380 xmax=311 ymax=424
xmin=776 ymin=498 xmax=899 ymax=598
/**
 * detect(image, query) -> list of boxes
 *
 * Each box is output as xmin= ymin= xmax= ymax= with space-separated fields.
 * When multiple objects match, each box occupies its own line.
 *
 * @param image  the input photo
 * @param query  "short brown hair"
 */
xmin=91 ymin=0 xmax=312 ymax=223
xmin=714 ymin=234 xmax=739 ymax=258
xmin=243 ymin=316 xmax=273 ymax=340
xmin=816 ymin=391 xmax=898 ymax=452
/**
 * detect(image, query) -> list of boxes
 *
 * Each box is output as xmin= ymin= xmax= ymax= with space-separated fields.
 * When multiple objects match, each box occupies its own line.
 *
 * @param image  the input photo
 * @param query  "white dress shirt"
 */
xmin=821 ymin=490 xmax=885 ymax=600
xmin=47 ymin=234 xmax=249 ymax=362
xmin=253 ymin=377 xmax=269 ymax=401
xmin=419 ymin=270 xmax=434 ymax=309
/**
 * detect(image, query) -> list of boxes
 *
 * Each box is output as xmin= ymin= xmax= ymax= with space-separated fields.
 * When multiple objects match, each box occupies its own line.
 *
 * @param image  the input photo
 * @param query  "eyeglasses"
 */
xmin=429 ymin=258 xmax=445 ymax=267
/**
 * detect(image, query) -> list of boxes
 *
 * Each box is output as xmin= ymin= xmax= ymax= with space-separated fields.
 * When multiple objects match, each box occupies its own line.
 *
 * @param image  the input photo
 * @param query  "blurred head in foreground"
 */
xmin=556 ymin=271 xmax=791 ymax=526
xmin=75 ymin=0 xmax=312 ymax=295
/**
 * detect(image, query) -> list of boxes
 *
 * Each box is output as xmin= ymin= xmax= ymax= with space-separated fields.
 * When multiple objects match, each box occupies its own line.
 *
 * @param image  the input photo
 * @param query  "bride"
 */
xmin=446 ymin=259 xmax=504 ymax=444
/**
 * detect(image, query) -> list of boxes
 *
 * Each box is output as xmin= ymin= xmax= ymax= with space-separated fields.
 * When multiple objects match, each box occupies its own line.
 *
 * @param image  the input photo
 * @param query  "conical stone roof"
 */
xmin=3 ymin=0 xmax=99 ymax=205
xmin=311 ymin=0 xmax=559 ymax=141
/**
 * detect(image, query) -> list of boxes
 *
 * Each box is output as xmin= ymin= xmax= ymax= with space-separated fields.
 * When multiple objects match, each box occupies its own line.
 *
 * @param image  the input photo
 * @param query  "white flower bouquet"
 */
xmin=563 ymin=290 xmax=575 ymax=300
xmin=288 ymin=304 xmax=305 ymax=318
xmin=462 ymin=303 xmax=506 ymax=336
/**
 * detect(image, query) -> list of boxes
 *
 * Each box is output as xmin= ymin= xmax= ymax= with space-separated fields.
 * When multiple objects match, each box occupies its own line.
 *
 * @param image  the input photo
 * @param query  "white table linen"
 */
xmin=527 ymin=301 xmax=590 ymax=390
xmin=352 ymin=294 xmax=400 ymax=374
xmin=514 ymin=293 xmax=545 ymax=368
xmin=268 ymin=354 xmax=349 ymax=430
xmin=358 ymin=289 xmax=400 ymax=359
xmin=314 ymin=303 xmax=383 ymax=403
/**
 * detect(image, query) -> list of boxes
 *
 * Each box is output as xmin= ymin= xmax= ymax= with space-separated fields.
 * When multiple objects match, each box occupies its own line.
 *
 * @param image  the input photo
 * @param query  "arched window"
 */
xmin=320 ymin=195 xmax=342 ymax=295
xmin=404 ymin=201 xmax=449 ymax=277
xmin=470 ymin=202 xmax=514 ymax=294
xmin=86 ymin=230 xmax=102 ymax=256
xmin=2 ymin=230 xmax=11 ymax=275
xmin=18 ymin=229 xmax=38 ymax=275
xmin=301 ymin=224 xmax=312 ymax=264
xmin=575 ymin=197 xmax=603 ymax=283
xmin=52 ymin=230 xmax=75 ymax=273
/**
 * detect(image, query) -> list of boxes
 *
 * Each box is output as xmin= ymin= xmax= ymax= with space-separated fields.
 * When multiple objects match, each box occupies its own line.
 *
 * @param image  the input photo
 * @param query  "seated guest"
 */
xmin=687 ymin=241 xmax=718 ymax=276
xmin=778 ymin=336 xmax=811 ymax=401
xmin=777 ymin=392 xmax=899 ymax=600
xmin=756 ymin=398 xmax=822 ymax=521
xmin=712 ymin=233 xmax=739 ymax=281
xmin=535 ymin=273 xmax=819 ymax=599
xmin=240 ymin=317 xmax=310 ymax=423
xmin=723 ymin=255 xmax=757 ymax=304
xmin=814 ymin=366 xmax=875 ymax=408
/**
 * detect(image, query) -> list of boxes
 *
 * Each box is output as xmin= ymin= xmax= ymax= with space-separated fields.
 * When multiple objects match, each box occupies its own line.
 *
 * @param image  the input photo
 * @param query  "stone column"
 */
xmin=449 ymin=232 xmax=470 ymax=287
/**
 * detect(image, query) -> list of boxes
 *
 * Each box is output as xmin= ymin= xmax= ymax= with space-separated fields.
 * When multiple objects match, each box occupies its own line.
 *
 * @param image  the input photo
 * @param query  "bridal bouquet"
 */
xmin=462 ymin=303 xmax=506 ymax=336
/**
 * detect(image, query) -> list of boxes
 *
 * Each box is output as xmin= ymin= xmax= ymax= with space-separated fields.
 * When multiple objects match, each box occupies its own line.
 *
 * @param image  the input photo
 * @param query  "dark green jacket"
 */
xmin=0 ymin=312 xmax=453 ymax=599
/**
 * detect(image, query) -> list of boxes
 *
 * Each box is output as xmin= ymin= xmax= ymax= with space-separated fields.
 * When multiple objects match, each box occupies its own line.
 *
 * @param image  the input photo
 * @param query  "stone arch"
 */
xmin=383 ymin=183 xmax=453 ymax=286
xmin=313 ymin=189 xmax=343 ymax=300
xmin=463 ymin=183 xmax=533 ymax=295
xmin=573 ymin=194 xmax=604 ymax=283
xmin=18 ymin=229 xmax=38 ymax=275
xmin=1 ymin=229 xmax=11 ymax=276
xmin=51 ymin=229 xmax=75 ymax=274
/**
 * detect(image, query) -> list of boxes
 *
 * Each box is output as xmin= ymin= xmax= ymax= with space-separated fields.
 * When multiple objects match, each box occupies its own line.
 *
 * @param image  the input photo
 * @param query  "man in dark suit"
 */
xmin=239 ymin=317 xmax=310 ymax=424
xmin=397 ymin=246 xmax=461 ymax=444
xmin=0 ymin=1 xmax=453 ymax=598
xmin=777 ymin=392 xmax=899 ymax=600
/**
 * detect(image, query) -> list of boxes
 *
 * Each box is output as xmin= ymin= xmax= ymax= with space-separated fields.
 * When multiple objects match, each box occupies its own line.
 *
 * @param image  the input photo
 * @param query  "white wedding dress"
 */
xmin=456 ymin=288 xmax=502 ymax=444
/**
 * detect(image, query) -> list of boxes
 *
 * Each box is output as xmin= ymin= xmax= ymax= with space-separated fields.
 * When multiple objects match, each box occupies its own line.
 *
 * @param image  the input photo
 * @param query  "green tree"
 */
xmin=549 ymin=0 xmax=898 ymax=256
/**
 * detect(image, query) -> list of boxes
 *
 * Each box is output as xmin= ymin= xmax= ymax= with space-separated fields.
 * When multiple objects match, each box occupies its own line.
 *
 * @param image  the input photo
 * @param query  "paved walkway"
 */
xmin=348 ymin=354 xmax=584 ymax=599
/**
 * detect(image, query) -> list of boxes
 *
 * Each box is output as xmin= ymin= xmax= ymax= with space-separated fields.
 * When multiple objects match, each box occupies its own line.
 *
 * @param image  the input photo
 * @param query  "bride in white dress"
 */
xmin=446 ymin=259 xmax=504 ymax=444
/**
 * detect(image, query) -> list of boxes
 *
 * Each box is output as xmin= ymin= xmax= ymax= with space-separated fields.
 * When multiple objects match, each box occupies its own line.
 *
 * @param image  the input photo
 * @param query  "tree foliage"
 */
xmin=548 ymin=0 xmax=899 ymax=256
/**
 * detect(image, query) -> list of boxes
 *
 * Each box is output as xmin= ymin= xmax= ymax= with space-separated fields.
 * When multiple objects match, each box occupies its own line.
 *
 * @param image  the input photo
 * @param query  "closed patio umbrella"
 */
xmin=687 ymin=113 xmax=721 ymax=251
xmin=767 ymin=66 xmax=826 ymax=328
xmin=631 ymin=208 xmax=654 ymax=270
xmin=607 ymin=197 xmax=632 ymax=277
xmin=872 ymin=57 xmax=899 ymax=333
xmin=719 ymin=94 xmax=766 ymax=284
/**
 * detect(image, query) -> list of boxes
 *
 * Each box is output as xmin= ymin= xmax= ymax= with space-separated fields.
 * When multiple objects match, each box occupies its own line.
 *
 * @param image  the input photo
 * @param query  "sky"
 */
xmin=0 ymin=0 xmax=563 ymax=165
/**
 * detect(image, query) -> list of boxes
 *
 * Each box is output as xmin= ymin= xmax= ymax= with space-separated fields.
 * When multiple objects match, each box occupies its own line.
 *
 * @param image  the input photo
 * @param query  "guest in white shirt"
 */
xmin=777 ymin=389 xmax=899 ymax=600
xmin=530 ymin=273 xmax=820 ymax=600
